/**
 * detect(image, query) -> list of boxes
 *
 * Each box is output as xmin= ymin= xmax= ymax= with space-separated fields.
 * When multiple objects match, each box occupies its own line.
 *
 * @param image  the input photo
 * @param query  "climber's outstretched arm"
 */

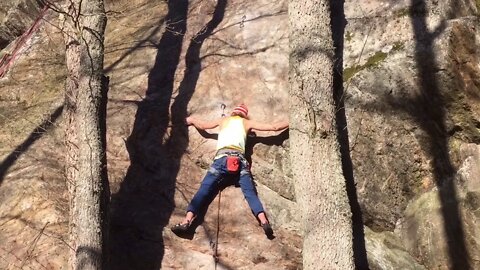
xmin=246 ymin=119 xmax=289 ymax=132
xmin=186 ymin=116 xmax=222 ymax=130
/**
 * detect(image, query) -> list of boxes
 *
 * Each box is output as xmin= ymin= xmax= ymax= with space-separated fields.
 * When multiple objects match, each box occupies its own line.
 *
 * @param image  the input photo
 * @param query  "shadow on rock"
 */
xmin=108 ymin=1 xmax=189 ymax=269
xmin=108 ymin=0 xmax=228 ymax=269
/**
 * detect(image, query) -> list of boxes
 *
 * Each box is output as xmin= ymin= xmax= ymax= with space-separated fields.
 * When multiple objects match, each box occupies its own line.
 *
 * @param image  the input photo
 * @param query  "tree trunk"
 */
xmin=289 ymin=1 xmax=355 ymax=269
xmin=62 ymin=0 xmax=109 ymax=269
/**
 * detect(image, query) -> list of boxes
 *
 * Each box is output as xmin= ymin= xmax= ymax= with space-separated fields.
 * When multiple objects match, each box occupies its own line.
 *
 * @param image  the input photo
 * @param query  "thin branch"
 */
xmin=39 ymin=0 xmax=69 ymax=16
xmin=19 ymin=222 xmax=49 ymax=269
xmin=40 ymin=16 xmax=77 ymax=41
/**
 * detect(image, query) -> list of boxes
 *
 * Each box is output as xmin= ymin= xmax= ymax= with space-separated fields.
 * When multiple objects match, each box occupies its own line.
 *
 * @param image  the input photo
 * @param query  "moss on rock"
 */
xmin=344 ymin=51 xmax=387 ymax=82
xmin=343 ymin=41 xmax=405 ymax=82
xmin=346 ymin=31 xmax=354 ymax=42
xmin=394 ymin=8 xmax=410 ymax=18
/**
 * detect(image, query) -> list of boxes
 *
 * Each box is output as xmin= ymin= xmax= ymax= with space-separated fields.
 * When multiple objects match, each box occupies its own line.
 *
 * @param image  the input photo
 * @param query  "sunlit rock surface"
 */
xmin=0 ymin=0 xmax=478 ymax=268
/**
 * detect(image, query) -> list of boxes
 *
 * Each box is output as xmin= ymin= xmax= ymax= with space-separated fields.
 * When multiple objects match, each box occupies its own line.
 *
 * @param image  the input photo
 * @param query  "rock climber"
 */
xmin=171 ymin=104 xmax=288 ymax=239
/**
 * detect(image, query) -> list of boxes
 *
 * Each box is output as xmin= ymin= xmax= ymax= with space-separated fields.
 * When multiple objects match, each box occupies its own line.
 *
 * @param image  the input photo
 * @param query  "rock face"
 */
xmin=104 ymin=1 xmax=298 ymax=268
xmin=365 ymin=227 xmax=427 ymax=270
xmin=344 ymin=0 xmax=480 ymax=268
xmin=0 ymin=0 xmax=479 ymax=269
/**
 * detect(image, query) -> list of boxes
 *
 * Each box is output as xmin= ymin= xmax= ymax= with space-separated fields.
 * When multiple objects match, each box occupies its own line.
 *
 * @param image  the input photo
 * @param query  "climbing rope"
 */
xmin=213 ymin=103 xmax=226 ymax=268
xmin=213 ymin=189 xmax=221 ymax=268
xmin=0 ymin=5 xmax=48 ymax=78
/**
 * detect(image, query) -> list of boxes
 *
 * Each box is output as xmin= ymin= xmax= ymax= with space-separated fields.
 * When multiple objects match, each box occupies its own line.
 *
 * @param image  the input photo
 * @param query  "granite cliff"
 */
xmin=0 ymin=0 xmax=478 ymax=269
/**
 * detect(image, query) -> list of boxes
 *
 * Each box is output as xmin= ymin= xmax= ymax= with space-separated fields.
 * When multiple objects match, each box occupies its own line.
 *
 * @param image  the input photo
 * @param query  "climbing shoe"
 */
xmin=261 ymin=222 xmax=274 ymax=239
xmin=171 ymin=222 xmax=195 ymax=239
xmin=171 ymin=222 xmax=190 ymax=234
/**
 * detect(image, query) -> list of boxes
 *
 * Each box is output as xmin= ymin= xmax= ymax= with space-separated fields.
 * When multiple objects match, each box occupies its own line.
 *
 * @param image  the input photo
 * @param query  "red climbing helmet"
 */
xmin=232 ymin=104 xmax=248 ymax=118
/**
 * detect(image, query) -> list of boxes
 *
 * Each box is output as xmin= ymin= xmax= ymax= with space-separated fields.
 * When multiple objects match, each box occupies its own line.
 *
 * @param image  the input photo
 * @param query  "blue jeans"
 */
xmin=187 ymin=155 xmax=265 ymax=216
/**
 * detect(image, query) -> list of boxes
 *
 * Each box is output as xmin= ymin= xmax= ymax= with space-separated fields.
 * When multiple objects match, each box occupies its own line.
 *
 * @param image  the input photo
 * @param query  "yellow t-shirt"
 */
xmin=216 ymin=116 xmax=246 ymax=153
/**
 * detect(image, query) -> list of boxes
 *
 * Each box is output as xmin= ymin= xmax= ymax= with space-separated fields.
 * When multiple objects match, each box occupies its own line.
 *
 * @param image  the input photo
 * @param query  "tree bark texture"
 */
xmin=62 ymin=0 xmax=109 ymax=269
xmin=289 ymin=1 xmax=355 ymax=269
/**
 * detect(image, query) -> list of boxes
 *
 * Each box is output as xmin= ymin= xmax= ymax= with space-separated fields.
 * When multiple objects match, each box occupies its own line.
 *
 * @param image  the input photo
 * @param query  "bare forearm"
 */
xmin=273 ymin=120 xmax=289 ymax=131
xmin=248 ymin=119 xmax=289 ymax=131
